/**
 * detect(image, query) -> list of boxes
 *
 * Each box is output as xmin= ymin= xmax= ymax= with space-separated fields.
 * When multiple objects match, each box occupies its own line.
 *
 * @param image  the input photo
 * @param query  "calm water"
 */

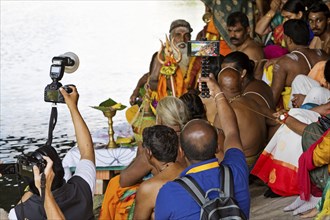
xmin=0 ymin=0 xmax=205 ymax=211
xmin=1 ymin=0 xmax=205 ymax=152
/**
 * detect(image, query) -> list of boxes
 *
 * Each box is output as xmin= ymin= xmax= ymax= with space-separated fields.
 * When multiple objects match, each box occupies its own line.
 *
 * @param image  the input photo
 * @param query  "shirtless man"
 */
xmin=133 ymin=125 xmax=185 ymax=220
xmin=271 ymin=19 xmax=329 ymax=110
xmin=203 ymin=51 xmax=275 ymax=131
xmin=227 ymin=11 xmax=264 ymax=62
xmin=308 ymin=1 xmax=330 ymax=54
xmin=213 ymin=67 xmax=274 ymax=169
xmin=222 ymin=51 xmax=275 ymax=110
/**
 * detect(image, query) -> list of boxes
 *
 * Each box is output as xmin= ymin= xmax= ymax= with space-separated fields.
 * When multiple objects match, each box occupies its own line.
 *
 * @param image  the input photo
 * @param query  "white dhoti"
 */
xmin=251 ymin=108 xmax=320 ymax=196
xmin=290 ymin=75 xmax=330 ymax=108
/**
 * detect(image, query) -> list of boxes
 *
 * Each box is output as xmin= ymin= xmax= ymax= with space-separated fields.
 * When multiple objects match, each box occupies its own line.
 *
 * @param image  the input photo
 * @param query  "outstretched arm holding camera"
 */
xmin=60 ymin=86 xmax=96 ymax=194
xmin=33 ymin=156 xmax=65 ymax=220
xmin=60 ymin=86 xmax=95 ymax=164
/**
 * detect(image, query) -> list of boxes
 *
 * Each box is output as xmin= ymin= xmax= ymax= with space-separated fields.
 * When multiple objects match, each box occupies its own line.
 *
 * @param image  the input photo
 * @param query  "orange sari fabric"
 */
xmin=99 ymin=175 xmax=140 ymax=220
xmin=157 ymin=57 xmax=184 ymax=100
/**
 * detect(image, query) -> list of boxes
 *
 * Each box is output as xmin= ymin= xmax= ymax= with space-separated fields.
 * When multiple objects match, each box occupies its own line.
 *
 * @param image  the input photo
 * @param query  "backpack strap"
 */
xmin=220 ymin=164 xmax=235 ymax=197
xmin=174 ymin=175 xmax=206 ymax=207
xmin=174 ymin=164 xmax=229 ymax=206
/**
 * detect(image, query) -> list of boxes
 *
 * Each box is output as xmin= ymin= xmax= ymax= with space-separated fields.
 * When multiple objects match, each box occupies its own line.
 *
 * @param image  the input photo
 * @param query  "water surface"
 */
xmin=0 ymin=0 xmax=205 ymax=211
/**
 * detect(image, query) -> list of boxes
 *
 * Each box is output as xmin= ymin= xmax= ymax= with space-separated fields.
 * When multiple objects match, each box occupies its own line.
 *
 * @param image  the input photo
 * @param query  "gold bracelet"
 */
xmin=266 ymin=12 xmax=273 ymax=18
xmin=214 ymin=92 xmax=224 ymax=100
xmin=215 ymin=96 xmax=226 ymax=102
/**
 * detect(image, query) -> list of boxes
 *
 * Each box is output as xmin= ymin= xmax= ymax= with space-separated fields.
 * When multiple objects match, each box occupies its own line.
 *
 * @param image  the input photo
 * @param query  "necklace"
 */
xmin=228 ymin=94 xmax=242 ymax=103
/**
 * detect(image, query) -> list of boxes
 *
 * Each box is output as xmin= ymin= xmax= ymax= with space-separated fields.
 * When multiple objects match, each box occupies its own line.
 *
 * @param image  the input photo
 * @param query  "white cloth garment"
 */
xmin=290 ymin=75 xmax=330 ymax=108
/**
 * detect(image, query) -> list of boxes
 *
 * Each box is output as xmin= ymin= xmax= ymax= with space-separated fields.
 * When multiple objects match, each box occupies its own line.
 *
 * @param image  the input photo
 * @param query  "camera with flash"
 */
xmin=44 ymin=52 xmax=79 ymax=103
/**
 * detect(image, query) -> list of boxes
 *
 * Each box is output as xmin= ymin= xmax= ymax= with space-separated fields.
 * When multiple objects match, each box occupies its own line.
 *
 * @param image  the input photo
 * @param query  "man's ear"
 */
xmin=241 ymin=69 xmax=247 ymax=78
xmin=145 ymin=148 xmax=153 ymax=160
xmin=286 ymin=36 xmax=293 ymax=46
xmin=178 ymin=146 xmax=185 ymax=157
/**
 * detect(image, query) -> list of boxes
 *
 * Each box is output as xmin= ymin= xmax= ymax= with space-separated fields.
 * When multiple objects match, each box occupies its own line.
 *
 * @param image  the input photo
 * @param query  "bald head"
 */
xmin=180 ymin=119 xmax=217 ymax=162
xmin=218 ymin=67 xmax=242 ymax=94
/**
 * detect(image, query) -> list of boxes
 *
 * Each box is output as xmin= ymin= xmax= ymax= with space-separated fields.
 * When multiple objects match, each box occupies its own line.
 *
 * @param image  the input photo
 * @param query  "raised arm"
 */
xmin=148 ymin=53 xmax=162 ymax=91
xmin=255 ymin=0 xmax=281 ymax=36
xmin=199 ymin=74 xmax=243 ymax=153
xmin=60 ymin=86 xmax=95 ymax=164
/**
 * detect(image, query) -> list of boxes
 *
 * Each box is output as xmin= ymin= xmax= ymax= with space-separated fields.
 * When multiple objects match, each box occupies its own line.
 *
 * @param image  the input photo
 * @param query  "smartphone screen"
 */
xmin=188 ymin=41 xmax=220 ymax=57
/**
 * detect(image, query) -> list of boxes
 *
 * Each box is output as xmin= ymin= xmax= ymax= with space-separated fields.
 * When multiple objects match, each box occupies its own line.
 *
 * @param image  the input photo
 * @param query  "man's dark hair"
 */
xmin=308 ymin=1 xmax=330 ymax=18
xmin=179 ymin=93 xmax=206 ymax=120
xmin=169 ymin=19 xmax=193 ymax=33
xmin=227 ymin=11 xmax=249 ymax=28
xmin=223 ymin=51 xmax=255 ymax=80
xmin=283 ymin=19 xmax=310 ymax=45
xmin=29 ymin=145 xmax=64 ymax=195
xmin=142 ymin=125 xmax=178 ymax=163
xmin=180 ymin=119 xmax=217 ymax=161
xmin=301 ymin=0 xmax=323 ymax=9
xmin=325 ymin=60 xmax=330 ymax=83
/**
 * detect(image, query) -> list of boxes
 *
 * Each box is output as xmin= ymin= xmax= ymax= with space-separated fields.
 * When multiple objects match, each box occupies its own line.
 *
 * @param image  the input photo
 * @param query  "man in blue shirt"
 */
xmin=155 ymin=73 xmax=250 ymax=219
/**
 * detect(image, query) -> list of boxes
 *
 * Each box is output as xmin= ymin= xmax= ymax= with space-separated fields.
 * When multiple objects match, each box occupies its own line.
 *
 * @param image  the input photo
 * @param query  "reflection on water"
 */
xmin=0 ymin=0 xmax=205 ymax=212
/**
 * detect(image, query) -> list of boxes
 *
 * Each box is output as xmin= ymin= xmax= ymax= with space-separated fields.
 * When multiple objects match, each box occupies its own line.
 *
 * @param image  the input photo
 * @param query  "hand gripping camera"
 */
xmin=0 ymin=147 xmax=47 ymax=180
xmin=17 ymin=150 xmax=47 ymax=180
xmin=44 ymin=52 xmax=79 ymax=103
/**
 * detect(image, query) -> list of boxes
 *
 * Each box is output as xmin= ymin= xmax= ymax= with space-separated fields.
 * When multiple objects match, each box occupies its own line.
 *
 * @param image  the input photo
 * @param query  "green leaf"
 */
xmin=99 ymin=98 xmax=117 ymax=107
xmin=90 ymin=98 xmax=127 ymax=111
xmin=90 ymin=106 xmax=111 ymax=111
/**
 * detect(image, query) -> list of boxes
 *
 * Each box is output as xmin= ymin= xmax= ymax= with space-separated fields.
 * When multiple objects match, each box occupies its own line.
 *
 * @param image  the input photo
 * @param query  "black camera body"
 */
xmin=188 ymin=40 xmax=220 ymax=98
xmin=17 ymin=151 xmax=47 ymax=179
xmin=44 ymin=82 xmax=74 ymax=104
xmin=44 ymin=53 xmax=79 ymax=103
xmin=0 ymin=151 xmax=47 ymax=180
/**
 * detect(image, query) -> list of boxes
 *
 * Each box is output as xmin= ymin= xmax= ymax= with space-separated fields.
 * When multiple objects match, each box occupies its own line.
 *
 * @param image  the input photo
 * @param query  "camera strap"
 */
xmin=45 ymin=104 xmax=58 ymax=147
xmin=41 ymin=172 xmax=46 ymax=203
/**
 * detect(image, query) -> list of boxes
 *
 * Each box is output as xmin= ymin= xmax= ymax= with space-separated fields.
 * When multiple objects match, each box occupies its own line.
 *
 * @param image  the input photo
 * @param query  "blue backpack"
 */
xmin=175 ymin=164 xmax=246 ymax=220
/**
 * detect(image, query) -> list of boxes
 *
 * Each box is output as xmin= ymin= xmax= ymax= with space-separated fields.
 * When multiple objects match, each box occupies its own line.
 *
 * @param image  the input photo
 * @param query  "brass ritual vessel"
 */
xmin=91 ymin=98 xmax=126 ymax=149
xmin=103 ymin=107 xmax=118 ymax=148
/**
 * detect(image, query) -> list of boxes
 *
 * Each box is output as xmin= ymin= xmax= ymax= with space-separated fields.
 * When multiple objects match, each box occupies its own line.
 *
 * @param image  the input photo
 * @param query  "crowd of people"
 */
xmin=3 ymin=0 xmax=330 ymax=219
xmin=123 ymin=0 xmax=329 ymax=219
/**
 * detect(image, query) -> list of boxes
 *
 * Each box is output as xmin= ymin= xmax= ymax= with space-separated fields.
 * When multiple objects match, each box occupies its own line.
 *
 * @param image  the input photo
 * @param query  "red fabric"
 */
xmin=298 ymin=129 xmax=330 ymax=201
xmin=251 ymin=152 xmax=299 ymax=196
xmin=273 ymin=24 xmax=284 ymax=46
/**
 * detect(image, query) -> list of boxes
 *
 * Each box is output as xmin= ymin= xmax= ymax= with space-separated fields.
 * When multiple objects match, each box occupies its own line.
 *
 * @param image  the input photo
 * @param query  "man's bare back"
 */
xmin=272 ymin=48 xmax=329 ymax=104
xmin=133 ymin=162 xmax=185 ymax=220
xmin=214 ymin=95 xmax=267 ymax=161
xmin=244 ymin=79 xmax=275 ymax=110
xmin=214 ymin=68 xmax=268 ymax=168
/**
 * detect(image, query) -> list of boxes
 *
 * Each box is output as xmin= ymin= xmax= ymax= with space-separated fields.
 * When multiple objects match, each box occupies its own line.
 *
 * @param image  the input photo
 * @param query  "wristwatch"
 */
xmin=279 ymin=112 xmax=289 ymax=124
